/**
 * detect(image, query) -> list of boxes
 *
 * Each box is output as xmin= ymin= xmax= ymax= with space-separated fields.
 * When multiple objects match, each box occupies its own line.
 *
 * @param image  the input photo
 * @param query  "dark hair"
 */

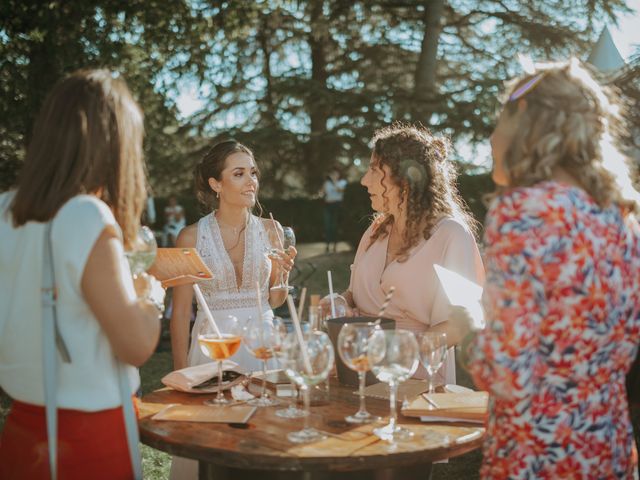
xmin=194 ymin=140 xmax=262 ymax=214
xmin=10 ymin=69 xmax=146 ymax=247
xmin=368 ymin=123 xmax=477 ymax=260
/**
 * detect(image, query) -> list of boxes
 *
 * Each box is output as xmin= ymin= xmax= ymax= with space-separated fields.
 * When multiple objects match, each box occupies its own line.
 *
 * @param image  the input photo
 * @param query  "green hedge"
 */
xmin=150 ymin=172 xmax=495 ymax=246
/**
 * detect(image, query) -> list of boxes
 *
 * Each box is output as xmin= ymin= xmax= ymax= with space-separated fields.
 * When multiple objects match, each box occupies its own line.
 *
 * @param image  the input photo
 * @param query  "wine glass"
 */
xmin=321 ymin=294 xmax=349 ymax=327
xmin=243 ymin=316 xmax=281 ymax=407
xmin=367 ymin=329 xmax=419 ymax=442
xmin=125 ymin=225 xmax=157 ymax=277
xmin=281 ymin=330 xmax=334 ymax=444
xmin=268 ymin=226 xmax=296 ymax=292
xmin=273 ymin=317 xmax=308 ymax=419
xmin=338 ymin=323 xmax=380 ymax=424
xmin=418 ymin=332 xmax=448 ymax=394
xmin=197 ymin=315 xmax=242 ymax=406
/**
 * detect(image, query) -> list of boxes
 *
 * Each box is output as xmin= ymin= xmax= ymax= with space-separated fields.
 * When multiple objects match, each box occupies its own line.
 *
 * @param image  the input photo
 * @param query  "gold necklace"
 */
xmin=215 ymin=214 xmax=247 ymax=251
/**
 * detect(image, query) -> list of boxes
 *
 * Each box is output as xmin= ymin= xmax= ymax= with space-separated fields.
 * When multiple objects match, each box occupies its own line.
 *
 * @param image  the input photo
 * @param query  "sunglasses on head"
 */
xmin=508 ymin=71 xmax=548 ymax=102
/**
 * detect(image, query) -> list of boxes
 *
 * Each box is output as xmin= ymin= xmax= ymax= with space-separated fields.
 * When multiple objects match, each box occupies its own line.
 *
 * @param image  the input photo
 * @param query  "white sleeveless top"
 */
xmin=0 ymin=192 xmax=139 ymax=410
xmin=195 ymin=212 xmax=272 ymax=312
xmin=187 ymin=213 xmax=275 ymax=369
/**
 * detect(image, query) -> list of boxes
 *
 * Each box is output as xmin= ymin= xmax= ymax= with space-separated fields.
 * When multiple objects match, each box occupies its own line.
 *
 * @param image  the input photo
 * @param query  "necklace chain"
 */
xmin=215 ymin=212 xmax=248 ymax=251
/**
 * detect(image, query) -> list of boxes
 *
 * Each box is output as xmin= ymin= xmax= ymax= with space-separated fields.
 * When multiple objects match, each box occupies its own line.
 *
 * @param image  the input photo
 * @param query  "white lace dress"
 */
xmin=186 ymin=212 xmax=276 ymax=372
xmin=170 ymin=212 xmax=277 ymax=480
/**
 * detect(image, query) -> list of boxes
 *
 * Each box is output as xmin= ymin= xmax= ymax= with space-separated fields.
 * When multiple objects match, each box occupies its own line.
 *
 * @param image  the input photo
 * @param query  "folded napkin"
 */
xmin=161 ymin=361 xmax=243 ymax=393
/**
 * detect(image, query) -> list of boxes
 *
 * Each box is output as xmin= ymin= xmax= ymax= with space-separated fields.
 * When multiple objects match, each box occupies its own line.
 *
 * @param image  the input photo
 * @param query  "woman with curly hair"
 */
xmin=459 ymin=58 xmax=640 ymax=478
xmin=326 ymin=123 xmax=485 ymax=385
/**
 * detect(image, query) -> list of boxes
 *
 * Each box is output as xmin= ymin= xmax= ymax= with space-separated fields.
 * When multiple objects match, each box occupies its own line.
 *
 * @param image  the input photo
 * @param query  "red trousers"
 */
xmin=0 ymin=400 xmax=135 ymax=480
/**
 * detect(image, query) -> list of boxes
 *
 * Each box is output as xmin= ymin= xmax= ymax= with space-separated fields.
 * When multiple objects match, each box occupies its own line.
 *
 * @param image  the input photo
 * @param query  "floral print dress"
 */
xmin=470 ymin=181 xmax=640 ymax=479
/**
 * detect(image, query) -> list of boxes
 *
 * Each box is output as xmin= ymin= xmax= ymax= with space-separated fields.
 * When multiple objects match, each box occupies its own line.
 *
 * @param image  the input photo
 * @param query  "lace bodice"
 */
xmin=196 ymin=213 xmax=272 ymax=311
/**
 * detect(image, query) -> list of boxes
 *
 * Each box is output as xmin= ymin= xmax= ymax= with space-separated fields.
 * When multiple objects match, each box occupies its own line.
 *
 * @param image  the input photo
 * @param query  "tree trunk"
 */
xmin=412 ymin=0 xmax=445 ymax=124
xmin=258 ymin=12 xmax=277 ymax=127
xmin=305 ymin=0 xmax=331 ymax=187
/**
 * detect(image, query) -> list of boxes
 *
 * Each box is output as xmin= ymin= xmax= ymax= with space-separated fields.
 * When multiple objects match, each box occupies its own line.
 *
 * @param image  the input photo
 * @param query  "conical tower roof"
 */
xmin=587 ymin=26 xmax=626 ymax=72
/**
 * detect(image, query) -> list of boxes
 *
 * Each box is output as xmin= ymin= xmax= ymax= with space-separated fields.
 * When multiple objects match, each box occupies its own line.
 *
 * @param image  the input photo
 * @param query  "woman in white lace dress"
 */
xmin=170 ymin=140 xmax=295 ymax=371
xmin=169 ymin=140 xmax=296 ymax=479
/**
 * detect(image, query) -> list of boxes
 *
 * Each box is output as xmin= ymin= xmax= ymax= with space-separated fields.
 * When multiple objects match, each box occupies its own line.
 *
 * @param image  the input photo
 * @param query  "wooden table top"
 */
xmin=138 ymin=378 xmax=485 ymax=473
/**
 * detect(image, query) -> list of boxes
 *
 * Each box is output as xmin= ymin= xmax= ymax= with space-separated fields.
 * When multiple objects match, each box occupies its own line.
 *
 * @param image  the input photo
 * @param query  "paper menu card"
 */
xmin=152 ymin=404 xmax=256 ymax=423
xmin=148 ymin=248 xmax=213 ymax=288
xmin=433 ymin=264 xmax=485 ymax=329
xmin=402 ymin=392 xmax=488 ymax=423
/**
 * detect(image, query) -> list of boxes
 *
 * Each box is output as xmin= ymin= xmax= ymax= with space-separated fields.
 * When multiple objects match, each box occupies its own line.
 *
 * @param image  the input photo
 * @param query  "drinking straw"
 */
xmin=375 ymin=286 xmax=396 ymax=325
xmin=286 ymin=295 xmax=313 ymax=374
xmin=297 ymin=287 xmax=307 ymax=322
xmin=268 ymin=212 xmax=285 ymax=250
xmin=255 ymin=281 xmax=265 ymax=346
xmin=192 ymin=284 xmax=222 ymax=337
xmin=327 ymin=271 xmax=336 ymax=318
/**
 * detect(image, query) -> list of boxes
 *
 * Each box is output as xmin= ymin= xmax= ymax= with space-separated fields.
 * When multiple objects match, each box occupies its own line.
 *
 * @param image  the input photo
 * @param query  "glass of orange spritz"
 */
xmin=197 ymin=315 xmax=242 ymax=406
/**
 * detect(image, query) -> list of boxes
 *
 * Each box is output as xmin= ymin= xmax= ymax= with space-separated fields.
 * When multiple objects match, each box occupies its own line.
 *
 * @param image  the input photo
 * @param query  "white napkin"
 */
xmin=161 ymin=361 xmax=239 ymax=393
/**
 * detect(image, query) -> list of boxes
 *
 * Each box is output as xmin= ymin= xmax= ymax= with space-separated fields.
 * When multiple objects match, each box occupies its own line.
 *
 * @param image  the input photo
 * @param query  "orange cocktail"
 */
xmin=197 ymin=332 xmax=242 ymax=406
xmin=198 ymin=334 xmax=242 ymax=360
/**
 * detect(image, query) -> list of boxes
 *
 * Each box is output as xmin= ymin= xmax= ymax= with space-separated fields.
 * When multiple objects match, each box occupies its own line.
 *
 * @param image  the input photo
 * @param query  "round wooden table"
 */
xmin=138 ymin=378 xmax=484 ymax=480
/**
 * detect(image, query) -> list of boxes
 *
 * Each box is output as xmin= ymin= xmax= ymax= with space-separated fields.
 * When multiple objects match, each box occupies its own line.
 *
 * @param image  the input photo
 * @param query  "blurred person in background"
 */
xmin=321 ymin=167 xmax=347 ymax=253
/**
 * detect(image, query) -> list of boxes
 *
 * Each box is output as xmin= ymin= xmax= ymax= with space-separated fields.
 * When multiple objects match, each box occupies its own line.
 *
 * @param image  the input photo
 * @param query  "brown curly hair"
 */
xmin=500 ymin=58 xmax=640 ymax=213
xmin=367 ymin=123 xmax=477 ymax=261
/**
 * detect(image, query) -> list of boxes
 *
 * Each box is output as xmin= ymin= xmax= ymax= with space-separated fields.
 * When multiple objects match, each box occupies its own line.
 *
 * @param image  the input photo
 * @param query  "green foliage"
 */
xmin=1 ymin=0 xmax=634 ymax=197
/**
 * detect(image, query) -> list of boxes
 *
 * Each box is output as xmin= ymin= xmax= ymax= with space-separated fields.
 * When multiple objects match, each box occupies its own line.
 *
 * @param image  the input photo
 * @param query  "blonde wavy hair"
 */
xmin=367 ymin=123 xmax=477 ymax=261
xmin=501 ymin=58 xmax=640 ymax=213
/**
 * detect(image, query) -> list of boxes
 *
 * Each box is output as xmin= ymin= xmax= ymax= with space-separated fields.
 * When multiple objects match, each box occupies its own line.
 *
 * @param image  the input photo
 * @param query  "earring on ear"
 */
xmin=216 ymin=191 xmax=220 ymax=199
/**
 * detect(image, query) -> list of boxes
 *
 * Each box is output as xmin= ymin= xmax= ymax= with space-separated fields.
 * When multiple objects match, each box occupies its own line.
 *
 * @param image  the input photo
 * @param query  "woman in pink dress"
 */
xmin=459 ymin=59 xmax=640 ymax=478
xmin=328 ymin=123 xmax=485 ymax=384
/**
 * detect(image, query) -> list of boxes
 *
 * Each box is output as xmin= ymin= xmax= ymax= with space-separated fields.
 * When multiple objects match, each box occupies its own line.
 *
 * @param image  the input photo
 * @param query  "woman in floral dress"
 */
xmin=465 ymin=59 xmax=640 ymax=478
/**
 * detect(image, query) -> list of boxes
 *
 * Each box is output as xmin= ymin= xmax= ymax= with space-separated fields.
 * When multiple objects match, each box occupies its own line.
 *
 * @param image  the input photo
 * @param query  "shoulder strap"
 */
xmin=41 ymin=221 xmax=69 ymax=480
xmin=42 ymin=222 xmax=142 ymax=479
xmin=118 ymin=365 xmax=143 ymax=480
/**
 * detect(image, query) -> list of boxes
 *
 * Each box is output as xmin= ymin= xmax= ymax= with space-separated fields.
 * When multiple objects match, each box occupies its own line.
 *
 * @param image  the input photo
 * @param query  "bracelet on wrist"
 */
xmin=140 ymin=296 xmax=164 ymax=319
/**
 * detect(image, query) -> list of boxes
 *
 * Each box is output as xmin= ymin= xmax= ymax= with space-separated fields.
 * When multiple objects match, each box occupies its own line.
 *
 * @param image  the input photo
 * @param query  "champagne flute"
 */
xmin=368 ymin=329 xmax=419 ymax=442
xmin=197 ymin=315 xmax=242 ymax=406
xmin=338 ymin=323 xmax=380 ymax=424
xmin=281 ymin=330 xmax=334 ymax=444
xmin=273 ymin=317 xmax=308 ymax=419
xmin=418 ymin=332 xmax=448 ymax=394
xmin=243 ymin=316 xmax=281 ymax=407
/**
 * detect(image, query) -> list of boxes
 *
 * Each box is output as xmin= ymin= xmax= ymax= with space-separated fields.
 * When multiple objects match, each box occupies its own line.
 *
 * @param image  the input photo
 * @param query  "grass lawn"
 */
xmin=1 ymin=246 xmax=638 ymax=479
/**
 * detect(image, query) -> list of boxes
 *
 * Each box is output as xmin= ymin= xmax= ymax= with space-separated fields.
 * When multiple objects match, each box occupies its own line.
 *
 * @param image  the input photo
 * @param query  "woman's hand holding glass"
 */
xmin=281 ymin=330 xmax=334 ymax=444
xmin=127 ymin=225 xmax=165 ymax=315
xmin=196 ymin=315 xmax=242 ymax=406
xmin=337 ymin=323 xmax=380 ymax=424
xmin=368 ymin=329 xmax=419 ymax=443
